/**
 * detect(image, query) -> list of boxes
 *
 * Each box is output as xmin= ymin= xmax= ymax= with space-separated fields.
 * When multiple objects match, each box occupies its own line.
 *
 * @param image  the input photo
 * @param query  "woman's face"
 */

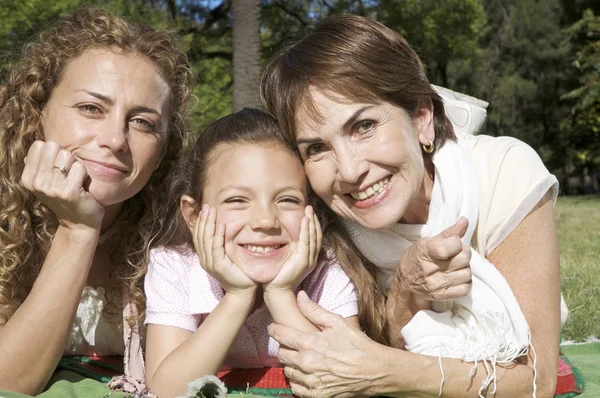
xmin=41 ymin=48 xmax=172 ymax=207
xmin=295 ymin=88 xmax=434 ymax=230
xmin=200 ymin=143 xmax=308 ymax=284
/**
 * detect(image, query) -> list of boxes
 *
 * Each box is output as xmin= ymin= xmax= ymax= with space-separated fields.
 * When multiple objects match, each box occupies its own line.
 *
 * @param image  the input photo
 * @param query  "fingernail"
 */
xmin=298 ymin=290 xmax=308 ymax=302
xmin=202 ymin=204 xmax=208 ymax=212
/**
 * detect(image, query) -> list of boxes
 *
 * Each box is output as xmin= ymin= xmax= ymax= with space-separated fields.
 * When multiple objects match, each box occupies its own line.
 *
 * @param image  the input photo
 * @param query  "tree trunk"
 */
xmin=232 ymin=0 xmax=262 ymax=111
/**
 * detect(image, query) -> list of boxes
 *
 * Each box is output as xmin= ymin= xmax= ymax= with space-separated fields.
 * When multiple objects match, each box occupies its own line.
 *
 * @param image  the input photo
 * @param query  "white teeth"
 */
xmin=350 ymin=177 xmax=390 ymax=201
xmin=243 ymin=244 xmax=280 ymax=253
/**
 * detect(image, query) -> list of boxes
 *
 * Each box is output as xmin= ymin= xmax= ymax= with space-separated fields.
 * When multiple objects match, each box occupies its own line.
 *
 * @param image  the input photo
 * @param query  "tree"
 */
xmin=232 ymin=0 xmax=262 ymax=110
xmin=561 ymin=9 xmax=600 ymax=179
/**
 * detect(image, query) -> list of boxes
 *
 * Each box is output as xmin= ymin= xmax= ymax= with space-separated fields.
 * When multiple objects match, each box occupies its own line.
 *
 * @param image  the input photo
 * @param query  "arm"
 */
xmin=0 ymin=141 xmax=103 ymax=394
xmin=145 ymin=291 xmax=255 ymax=398
xmin=271 ymin=193 xmax=560 ymax=398
xmin=0 ymin=226 xmax=98 ymax=394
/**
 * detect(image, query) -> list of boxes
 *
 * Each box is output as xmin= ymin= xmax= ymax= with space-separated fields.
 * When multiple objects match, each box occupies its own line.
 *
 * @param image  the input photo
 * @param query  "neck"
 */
xmin=400 ymin=158 xmax=435 ymax=225
xmin=101 ymin=202 xmax=124 ymax=234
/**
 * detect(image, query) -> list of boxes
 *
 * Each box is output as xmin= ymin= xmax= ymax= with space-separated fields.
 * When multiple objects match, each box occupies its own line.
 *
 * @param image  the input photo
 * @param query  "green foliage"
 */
xmin=561 ymin=9 xmax=600 ymax=169
xmin=378 ymin=0 xmax=485 ymax=88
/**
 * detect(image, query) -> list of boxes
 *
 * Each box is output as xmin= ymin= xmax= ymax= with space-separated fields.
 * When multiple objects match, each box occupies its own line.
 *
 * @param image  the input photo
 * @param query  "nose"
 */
xmin=250 ymin=203 xmax=280 ymax=231
xmin=96 ymin=112 xmax=129 ymax=153
xmin=335 ymin=142 xmax=368 ymax=184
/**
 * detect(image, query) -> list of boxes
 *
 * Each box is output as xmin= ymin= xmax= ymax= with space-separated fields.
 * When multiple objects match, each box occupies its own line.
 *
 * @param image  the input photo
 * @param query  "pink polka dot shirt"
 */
xmin=144 ymin=247 xmax=358 ymax=369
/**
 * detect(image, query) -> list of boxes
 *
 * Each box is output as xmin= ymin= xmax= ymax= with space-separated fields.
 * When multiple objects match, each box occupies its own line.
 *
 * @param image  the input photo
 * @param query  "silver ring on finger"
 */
xmin=53 ymin=165 xmax=70 ymax=175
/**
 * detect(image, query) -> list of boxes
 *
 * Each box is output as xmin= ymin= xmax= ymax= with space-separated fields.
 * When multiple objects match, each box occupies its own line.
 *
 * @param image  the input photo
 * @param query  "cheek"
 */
xmin=281 ymin=213 xmax=304 ymax=241
xmin=305 ymin=161 xmax=334 ymax=198
xmin=216 ymin=211 xmax=245 ymax=242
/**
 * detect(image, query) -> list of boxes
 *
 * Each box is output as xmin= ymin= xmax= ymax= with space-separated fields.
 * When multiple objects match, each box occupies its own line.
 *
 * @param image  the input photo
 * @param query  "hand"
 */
xmin=264 ymin=206 xmax=322 ymax=293
xmin=193 ymin=205 xmax=257 ymax=296
xmin=269 ymin=291 xmax=386 ymax=398
xmin=20 ymin=141 xmax=104 ymax=230
xmin=395 ymin=217 xmax=472 ymax=302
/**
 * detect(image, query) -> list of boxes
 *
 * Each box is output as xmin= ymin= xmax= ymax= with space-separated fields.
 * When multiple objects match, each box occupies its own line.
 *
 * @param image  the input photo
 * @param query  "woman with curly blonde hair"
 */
xmin=0 ymin=7 xmax=194 ymax=395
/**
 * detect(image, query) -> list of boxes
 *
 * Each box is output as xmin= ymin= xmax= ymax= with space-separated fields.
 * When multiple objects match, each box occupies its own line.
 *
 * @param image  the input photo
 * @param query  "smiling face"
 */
xmin=295 ymin=88 xmax=434 ymax=230
xmin=201 ymin=142 xmax=308 ymax=283
xmin=41 ymin=47 xmax=172 ymax=208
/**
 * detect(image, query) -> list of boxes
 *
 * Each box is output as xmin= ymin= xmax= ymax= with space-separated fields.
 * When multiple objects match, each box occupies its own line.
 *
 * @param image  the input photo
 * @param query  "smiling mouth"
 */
xmin=242 ymin=244 xmax=283 ymax=254
xmin=349 ymin=177 xmax=390 ymax=201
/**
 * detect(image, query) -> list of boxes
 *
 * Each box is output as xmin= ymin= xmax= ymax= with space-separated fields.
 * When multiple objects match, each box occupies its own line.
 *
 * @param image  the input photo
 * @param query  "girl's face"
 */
xmin=41 ymin=48 xmax=172 ymax=208
xmin=201 ymin=142 xmax=308 ymax=283
xmin=294 ymin=87 xmax=434 ymax=230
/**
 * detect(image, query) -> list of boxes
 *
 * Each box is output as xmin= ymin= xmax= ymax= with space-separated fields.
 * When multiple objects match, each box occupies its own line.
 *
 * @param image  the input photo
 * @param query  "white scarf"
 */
xmin=343 ymin=136 xmax=534 ymax=397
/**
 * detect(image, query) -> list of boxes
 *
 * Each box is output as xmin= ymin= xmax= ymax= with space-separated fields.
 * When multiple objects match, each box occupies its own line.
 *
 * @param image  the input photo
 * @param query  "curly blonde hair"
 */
xmin=0 ymin=7 xmax=194 ymax=325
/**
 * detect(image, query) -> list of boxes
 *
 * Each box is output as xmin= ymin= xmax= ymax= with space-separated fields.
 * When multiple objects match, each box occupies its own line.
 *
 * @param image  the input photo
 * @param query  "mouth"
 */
xmin=349 ymin=177 xmax=390 ymax=201
xmin=241 ymin=244 xmax=285 ymax=254
xmin=78 ymin=158 xmax=129 ymax=177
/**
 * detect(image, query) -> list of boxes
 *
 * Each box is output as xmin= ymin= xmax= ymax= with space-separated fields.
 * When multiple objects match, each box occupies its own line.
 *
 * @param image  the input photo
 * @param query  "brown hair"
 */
xmin=0 ymin=7 xmax=194 ymax=324
xmin=157 ymin=108 xmax=388 ymax=344
xmin=261 ymin=14 xmax=455 ymax=153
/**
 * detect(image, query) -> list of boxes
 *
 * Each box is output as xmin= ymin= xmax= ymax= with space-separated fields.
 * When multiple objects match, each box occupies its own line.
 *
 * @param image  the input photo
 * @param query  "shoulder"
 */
xmin=464 ymin=135 xmax=558 ymax=254
xmin=148 ymin=246 xmax=198 ymax=274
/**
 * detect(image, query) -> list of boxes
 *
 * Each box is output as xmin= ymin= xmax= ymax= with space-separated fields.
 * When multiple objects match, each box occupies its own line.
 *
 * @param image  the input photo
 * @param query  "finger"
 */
xmin=444 ymin=245 xmax=472 ymax=271
xmin=426 ymin=234 xmax=463 ymax=261
xmin=439 ymin=216 xmax=468 ymax=239
xmin=212 ymin=222 xmax=227 ymax=264
xmin=268 ymin=323 xmax=305 ymax=351
xmin=64 ymin=161 xmax=89 ymax=196
xmin=193 ymin=206 xmax=209 ymax=264
xmin=306 ymin=207 xmax=317 ymax=268
xmin=21 ymin=141 xmax=45 ymax=189
xmin=297 ymin=290 xmax=343 ymax=330
xmin=314 ymin=212 xmax=323 ymax=256
xmin=202 ymin=207 xmax=217 ymax=269
xmin=39 ymin=141 xmax=61 ymax=176
xmin=52 ymin=149 xmax=75 ymax=171
xmin=298 ymin=211 xmax=310 ymax=256
xmin=433 ymin=281 xmax=472 ymax=300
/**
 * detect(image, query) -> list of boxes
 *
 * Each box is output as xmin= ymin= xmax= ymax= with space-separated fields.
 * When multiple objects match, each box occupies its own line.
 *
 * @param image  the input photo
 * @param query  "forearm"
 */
xmin=370 ymin=347 xmax=540 ymax=398
xmin=386 ymin=280 xmax=430 ymax=348
xmin=264 ymin=290 xmax=318 ymax=332
xmin=148 ymin=292 xmax=254 ymax=398
xmin=0 ymin=225 xmax=98 ymax=394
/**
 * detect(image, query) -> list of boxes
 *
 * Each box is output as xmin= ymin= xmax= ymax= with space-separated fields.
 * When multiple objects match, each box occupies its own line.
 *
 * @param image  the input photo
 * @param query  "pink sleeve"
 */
xmin=144 ymin=248 xmax=202 ymax=332
xmin=303 ymin=252 xmax=358 ymax=318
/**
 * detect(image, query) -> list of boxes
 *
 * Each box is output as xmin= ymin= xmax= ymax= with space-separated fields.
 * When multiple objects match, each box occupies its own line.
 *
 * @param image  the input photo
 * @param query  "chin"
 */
xmin=239 ymin=262 xmax=284 ymax=284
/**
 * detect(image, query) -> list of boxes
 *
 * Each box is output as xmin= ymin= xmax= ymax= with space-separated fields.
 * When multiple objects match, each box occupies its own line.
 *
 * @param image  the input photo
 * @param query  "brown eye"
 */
xmin=305 ymin=143 xmax=328 ymax=158
xmin=356 ymin=120 xmax=375 ymax=134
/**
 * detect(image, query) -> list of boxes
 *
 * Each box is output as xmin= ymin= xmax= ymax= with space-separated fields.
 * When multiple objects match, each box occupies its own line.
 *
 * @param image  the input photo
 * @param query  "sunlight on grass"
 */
xmin=556 ymin=196 xmax=600 ymax=342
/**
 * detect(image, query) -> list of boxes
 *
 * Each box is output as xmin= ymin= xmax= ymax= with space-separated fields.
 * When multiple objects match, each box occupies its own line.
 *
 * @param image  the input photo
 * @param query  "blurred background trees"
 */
xmin=1 ymin=0 xmax=598 ymax=193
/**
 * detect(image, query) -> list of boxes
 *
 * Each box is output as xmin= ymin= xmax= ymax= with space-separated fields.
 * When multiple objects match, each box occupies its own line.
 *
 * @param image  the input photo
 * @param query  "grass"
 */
xmin=556 ymin=196 xmax=600 ymax=342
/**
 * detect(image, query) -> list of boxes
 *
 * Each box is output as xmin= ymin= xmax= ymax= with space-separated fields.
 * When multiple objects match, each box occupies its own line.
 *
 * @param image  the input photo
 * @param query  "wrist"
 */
xmin=263 ymin=288 xmax=295 ymax=305
xmin=55 ymin=224 xmax=100 ymax=247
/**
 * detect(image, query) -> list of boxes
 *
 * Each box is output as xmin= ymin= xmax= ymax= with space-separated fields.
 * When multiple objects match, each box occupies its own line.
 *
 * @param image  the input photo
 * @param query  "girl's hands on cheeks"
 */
xmin=20 ymin=140 xmax=104 ymax=231
xmin=193 ymin=205 xmax=257 ymax=297
xmin=264 ymin=206 xmax=322 ymax=293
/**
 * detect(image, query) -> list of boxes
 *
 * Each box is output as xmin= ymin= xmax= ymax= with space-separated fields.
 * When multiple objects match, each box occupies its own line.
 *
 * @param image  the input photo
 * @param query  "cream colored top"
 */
xmin=346 ymin=134 xmax=559 ymax=290
xmin=64 ymin=286 xmax=125 ymax=356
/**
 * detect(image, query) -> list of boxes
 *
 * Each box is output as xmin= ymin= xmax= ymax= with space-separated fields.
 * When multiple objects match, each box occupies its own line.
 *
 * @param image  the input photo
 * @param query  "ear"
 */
xmin=415 ymin=98 xmax=435 ymax=146
xmin=180 ymin=195 xmax=199 ymax=232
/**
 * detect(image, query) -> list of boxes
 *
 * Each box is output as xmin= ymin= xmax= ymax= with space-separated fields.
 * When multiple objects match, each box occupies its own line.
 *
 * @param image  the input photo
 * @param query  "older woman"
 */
xmin=261 ymin=15 xmax=561 ymax=398
xmin=0 ymin=8 xmax=193 ymax=395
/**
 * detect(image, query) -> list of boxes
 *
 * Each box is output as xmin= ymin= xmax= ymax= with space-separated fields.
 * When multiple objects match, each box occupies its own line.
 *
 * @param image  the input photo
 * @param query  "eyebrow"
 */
xmin=75 ymin=90 xmax=115 ymax=105
xmin=296 ymin=105 xmax=376 ymax=145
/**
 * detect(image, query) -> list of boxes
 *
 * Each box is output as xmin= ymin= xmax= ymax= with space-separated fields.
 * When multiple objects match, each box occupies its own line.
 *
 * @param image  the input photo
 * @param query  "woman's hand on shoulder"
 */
xmin=396 ymin=217 xmax=472 ymax=303
xmin=264 ymin=206 xmax=322 ymax=294
xmin=20 ymin=140 xmax=104 ymax=231
xmin=193 ymin=205 xmax=257 ymax=297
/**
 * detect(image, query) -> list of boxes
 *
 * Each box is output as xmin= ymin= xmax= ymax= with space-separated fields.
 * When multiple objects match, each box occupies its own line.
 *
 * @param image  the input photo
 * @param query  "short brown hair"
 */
xmin=261 ymin=14 xmax=455 ymax=152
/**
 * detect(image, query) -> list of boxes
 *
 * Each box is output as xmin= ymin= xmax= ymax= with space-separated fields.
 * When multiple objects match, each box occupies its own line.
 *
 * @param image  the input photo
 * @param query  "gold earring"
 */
xmin=422 ymin=138 xmax=435 ymax=154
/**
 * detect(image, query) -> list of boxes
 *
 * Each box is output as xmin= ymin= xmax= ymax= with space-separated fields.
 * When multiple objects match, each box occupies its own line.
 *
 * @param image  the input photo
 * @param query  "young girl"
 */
xmin=143 ymin=109 xmax=386 ymax=397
